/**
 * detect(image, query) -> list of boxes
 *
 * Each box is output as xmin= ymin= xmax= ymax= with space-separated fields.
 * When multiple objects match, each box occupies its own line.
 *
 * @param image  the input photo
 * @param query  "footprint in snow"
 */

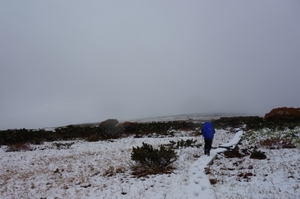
xmin=197 ymin=175 xmax=202 ymax=179
xmin=193 ymin=191 xmax=199 ymax=196
xmin=194 ymin=179 xmax=199 ymax=184
xmin=201 ymin=185 xmax=207 ymax=191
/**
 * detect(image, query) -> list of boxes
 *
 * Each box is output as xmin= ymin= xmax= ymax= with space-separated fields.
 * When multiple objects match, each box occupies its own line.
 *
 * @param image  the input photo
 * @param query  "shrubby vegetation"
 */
xmin=165 ymin=139 xmax=201 ymax=149
xmin=2 ymin=107 xmax=300 ymax=180
xmin=131 ymin=142 xmax=177 ymax=169
xmin=1 ymin=107 xmax=299 ymax=150
xmin=241 ymin=128 xmax=300 ymax=148
xmin=250 ymin=149 xmax=267 ymax=159
xmin=212 ymin=116 xmax=263 ymax=130
xmin=0 ymin=120 xmax=202 ymax=146
xmin=130 ymin=139 xmax=202 ymax=176
xmin=0 ymin=126 xmax=98 ymax=145
xmin=121 ymin=121 xmax=201 ymax=137
xmin=52 ymin=142 xmax=74 ymax=150
xmin=131 ymin=142 xmax=177 ymax=176
xmin=213 ymin=107 xmax=300 ymax=131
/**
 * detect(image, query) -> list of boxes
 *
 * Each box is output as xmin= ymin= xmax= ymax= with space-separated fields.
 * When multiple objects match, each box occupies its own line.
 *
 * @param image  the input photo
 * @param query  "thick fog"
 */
xmin=1 ymin=1 xmax=300 ymax=129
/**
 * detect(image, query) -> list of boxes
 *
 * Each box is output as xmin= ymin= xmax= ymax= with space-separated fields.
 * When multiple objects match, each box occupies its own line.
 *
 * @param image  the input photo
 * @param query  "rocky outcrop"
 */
xmin=264 ymin=107 xmax=300 ymax=122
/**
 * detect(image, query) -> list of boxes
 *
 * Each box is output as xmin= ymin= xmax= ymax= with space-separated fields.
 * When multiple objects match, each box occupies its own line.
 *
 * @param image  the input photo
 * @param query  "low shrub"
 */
xmin=52 ymin=142 xmax=74 ymax=150
xmin=213 ymin=116 xmax=263 ymax=130
xmin=121 ymin=121 xmax=201 ymax=137
xmin=250 ymin=149 xmax=267 ymax=159
xmin=131 ymin=142 xmax=177 ymax=176
xmin=99 ymin=129 xmax=122 ymax=140
xmin=166 ymin=139 xmax=201 ymax=149
xmin=209 ymin=178 xmax=218 ymax=185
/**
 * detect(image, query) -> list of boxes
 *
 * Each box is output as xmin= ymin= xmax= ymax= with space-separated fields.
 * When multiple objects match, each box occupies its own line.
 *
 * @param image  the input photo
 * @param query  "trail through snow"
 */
xmin=185 ymin=131 xmax=244 ymax=199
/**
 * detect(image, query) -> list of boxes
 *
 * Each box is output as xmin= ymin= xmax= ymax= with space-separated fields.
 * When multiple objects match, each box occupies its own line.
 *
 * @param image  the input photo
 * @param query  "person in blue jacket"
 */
xmin=201 ymin=121 xmax=215 ymax=156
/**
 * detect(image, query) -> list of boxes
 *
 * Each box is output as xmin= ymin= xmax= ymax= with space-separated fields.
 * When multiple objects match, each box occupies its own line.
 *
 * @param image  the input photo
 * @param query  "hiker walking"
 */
xmin=201 ymin=121 xmax=215 ymax=156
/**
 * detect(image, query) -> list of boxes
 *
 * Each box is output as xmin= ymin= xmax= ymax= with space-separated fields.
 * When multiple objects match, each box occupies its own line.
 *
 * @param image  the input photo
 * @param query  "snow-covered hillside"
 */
xmin=1 ymin=125 xmax=299 ymax=199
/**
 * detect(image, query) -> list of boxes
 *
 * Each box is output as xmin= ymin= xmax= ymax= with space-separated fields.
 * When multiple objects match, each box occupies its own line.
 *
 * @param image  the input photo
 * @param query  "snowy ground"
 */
xmin=1 ymin=126 xmax=300 ymax=199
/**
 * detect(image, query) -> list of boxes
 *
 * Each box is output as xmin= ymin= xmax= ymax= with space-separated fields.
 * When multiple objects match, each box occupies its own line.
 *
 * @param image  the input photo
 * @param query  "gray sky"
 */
xmin=1 ymin=1 xmax=300 ymax=129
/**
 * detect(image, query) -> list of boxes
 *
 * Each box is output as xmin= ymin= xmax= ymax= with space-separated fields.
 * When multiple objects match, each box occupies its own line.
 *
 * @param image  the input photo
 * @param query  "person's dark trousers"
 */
xmin=204 ymin=138 xmax=213 ymax=155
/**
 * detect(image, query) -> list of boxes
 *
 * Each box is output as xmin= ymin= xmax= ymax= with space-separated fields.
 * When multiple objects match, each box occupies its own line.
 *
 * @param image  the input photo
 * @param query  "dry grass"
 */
xmin=260 ymin=138 xmax=296 ymax=149
xmin=131 ymin=164 xmax=175 ymax=177
xmin=6 ymin=143 xmax=32 ymax=152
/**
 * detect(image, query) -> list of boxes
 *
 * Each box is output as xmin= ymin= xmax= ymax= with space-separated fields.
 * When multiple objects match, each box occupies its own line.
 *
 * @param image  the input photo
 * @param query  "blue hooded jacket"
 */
xmin=202 ymin=121 xmax=215 ymax=139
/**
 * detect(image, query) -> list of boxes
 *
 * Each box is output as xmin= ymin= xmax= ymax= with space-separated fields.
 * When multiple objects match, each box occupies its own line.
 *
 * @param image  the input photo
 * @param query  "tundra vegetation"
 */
xmin=1 ymin=107 xmax=300 ymax=198
xmin=1 ymin=107 xmax=300 ymax=175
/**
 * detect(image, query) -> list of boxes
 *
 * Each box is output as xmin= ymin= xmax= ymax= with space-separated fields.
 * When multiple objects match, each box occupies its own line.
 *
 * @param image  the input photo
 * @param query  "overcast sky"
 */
xmin=1 ymin=1 xmax=300 ymax=129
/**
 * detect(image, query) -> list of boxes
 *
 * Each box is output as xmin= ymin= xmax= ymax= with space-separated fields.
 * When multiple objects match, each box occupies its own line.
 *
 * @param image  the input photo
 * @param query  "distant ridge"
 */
xmin=126 ymin=113 xmax=249 ymax=123
xmin=43 ymin=113 xmax=250 ymax=130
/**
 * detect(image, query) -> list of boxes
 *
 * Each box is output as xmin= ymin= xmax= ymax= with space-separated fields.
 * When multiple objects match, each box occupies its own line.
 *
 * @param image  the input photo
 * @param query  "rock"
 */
xmin=209 ymin=178 xmax=217 ymax=184
xmin=264 ymin=107 xmax=300 ymax=122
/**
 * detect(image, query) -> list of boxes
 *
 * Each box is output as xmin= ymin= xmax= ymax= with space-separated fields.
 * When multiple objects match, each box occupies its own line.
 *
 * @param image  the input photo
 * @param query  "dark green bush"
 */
xmin=212 ymin=115 xmax=300 ymax=130
xmin=250 ymin=149 xmax=267 ymax=159
xmin=123 ymin=121 xmax=201 ymax=137
xmin=131 ymin=142 xmax=177 ymax=171
xmin=213 ymin=116 xmax=264 ymax=130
